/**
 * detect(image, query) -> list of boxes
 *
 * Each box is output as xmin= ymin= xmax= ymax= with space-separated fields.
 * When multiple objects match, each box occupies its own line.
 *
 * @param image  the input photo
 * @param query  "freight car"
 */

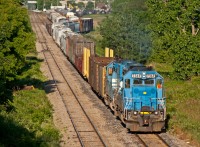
xmin=44 ymin=11 xmax=166 ymax=132
xmin=45 ymin=9 xmax=93 ymax=35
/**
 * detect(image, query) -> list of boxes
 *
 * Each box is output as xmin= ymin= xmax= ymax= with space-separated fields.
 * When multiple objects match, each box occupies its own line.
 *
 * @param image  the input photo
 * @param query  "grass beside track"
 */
xmin=153 ymin=63 xmax=200 ymax=146
xmin=0 ymin=52 xmax=60 ymax=146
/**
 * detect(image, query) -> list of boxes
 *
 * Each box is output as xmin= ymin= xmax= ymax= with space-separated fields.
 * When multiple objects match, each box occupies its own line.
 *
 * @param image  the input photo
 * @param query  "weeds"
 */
xmin=154 ymin=62 xmax=200 ymax=145
xmin=0 ymin=52 xmax=60 ymax=146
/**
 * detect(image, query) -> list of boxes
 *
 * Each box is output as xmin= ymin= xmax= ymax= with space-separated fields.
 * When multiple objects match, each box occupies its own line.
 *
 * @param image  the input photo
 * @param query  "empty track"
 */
xmin=29 ymin=11 xmax=107 ymax=147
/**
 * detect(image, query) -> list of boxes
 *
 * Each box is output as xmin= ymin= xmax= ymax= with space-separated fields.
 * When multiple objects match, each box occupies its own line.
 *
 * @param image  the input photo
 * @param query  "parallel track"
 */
xmin=134 ymin=133 xmax=169 ymax=147
xmin=29 ymin=11 xmax=107 ymax=147
xmin=29 ymin=11 xmax=172 ymax=147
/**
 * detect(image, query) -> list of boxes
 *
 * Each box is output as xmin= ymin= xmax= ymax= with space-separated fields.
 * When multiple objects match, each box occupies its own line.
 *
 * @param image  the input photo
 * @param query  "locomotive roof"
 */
xmin=129 ymin=65 xmax=154 ymax=71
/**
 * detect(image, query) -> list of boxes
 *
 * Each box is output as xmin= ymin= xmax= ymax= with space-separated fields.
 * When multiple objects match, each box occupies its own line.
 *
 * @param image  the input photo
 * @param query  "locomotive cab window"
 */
xmin=125 ymin=79 xmax=130 ymax=88
xmin=156 ymin=79 xmax=162 ymax=88
xmin=108 ymin=67 xmax=113 ymax=75
xmin=144 ymin=79 xmax=154 ymax=85
xmin=133 ymin=79 xmax=142 ymax=85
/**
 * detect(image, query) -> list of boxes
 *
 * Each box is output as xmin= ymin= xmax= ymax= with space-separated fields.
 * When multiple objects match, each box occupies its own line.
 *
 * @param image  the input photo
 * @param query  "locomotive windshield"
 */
xmin=125 ymin=79 xmax=130 ymax=88
xmin=132 ymin=79 xmax=154 ymax=86
xmin=133 ymin=79 xmax=142 ymax=85
xmin=144 ymin=79 xmax=154 ymax=85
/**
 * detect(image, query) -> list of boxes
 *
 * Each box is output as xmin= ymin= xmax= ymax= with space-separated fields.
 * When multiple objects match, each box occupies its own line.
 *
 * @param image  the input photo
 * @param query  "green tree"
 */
xmin=77 ymin=2 xmax=85 ymax=10
xmin=99 ymin=0 xmax=151 ymax=62
xmin=147 ymin=0 xmax=200 ymax=80
xmin=85 ymin=1 xmax=94 ymax=11
xmin=0 ymin=0 xmax=35 ymax=100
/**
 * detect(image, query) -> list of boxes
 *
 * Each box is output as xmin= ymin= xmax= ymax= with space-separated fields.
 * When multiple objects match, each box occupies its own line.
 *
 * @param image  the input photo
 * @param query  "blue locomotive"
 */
xmin=105 ymin=60 xmax=166 ymax=132
xmin=45 ymin=10 xmax=166 ymax=132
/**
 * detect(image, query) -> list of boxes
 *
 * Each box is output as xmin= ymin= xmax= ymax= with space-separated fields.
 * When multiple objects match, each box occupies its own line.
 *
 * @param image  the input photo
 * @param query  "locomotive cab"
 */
xmin=105 ymin=60 xmax=166 ymax=132
xmin=123 ymin=69 xmax=166 ymax=132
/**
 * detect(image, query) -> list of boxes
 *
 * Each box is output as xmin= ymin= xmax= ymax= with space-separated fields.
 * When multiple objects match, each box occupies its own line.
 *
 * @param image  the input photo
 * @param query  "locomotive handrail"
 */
xmin=150 ymin=97 xmax=166 ymax=100
xmin=124 ymin=97 xmax=166 ymax=110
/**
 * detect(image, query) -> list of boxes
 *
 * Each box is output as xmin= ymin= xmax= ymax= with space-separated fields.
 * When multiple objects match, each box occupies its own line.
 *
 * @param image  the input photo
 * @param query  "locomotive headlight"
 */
xmin=133 ymin=111 xmax=138 ymax=115
xmin=154 ymin=111 xmax=159 ymax=115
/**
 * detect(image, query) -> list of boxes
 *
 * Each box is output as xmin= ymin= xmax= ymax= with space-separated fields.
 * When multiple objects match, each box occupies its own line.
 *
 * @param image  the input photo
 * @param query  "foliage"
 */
xmin=77 ymin=2 xmax=85 ymax=10
xmin=146 ymin=0 xmax=200 ymax=80
xmin=85 ymin=1 xmax=95 ymax=11
xmin=0 ymin=0 xmax=35 ymax=100
xmin=84 ymin=14 xmax=108 ymax=57
xmin=99 ymin=0 xmax=151 ymax=62
xmin=152 ymin=62 xmax=200 ymax=145
xmin=165 ymin=76 xmax=200 ymax=145
xmin=0 ymin=50 xmax=60 ymax=146
xmin=0 ymin=90 xmax=60 ymax=146
xmin=40 ymin=0 xmax=53 ymax=10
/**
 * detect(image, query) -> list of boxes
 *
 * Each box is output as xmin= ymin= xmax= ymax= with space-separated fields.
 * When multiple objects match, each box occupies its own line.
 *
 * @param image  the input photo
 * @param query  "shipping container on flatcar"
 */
xmin=80 ymin=18 xmax=93 ymax=33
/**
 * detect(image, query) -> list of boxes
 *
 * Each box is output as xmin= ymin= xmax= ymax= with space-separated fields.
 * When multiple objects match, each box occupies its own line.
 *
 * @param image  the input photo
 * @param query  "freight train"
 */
xmin=44 ymin=9 xmax=166 ymax=132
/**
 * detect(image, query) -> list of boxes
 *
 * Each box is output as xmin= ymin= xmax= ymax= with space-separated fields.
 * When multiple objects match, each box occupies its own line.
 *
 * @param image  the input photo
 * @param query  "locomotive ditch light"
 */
xmin=133 ymin=111 xmax=138 ymax=115
xmin=154 ymin=111 xmax=159 ymax=115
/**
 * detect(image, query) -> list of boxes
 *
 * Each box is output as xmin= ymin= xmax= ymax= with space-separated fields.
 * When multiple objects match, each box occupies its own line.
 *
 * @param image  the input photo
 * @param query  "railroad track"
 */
xmin=134 ymin=133 xmax=169 ymax=147
xmin=29 ymin=11 xmax=173 ymax=147
xmin=29 ymin=11 xmax=107 ymax=147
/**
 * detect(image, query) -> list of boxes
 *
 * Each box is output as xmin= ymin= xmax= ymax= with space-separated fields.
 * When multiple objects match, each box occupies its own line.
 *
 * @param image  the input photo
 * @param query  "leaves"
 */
xmin=99 ymin=0 xmax=151 ymax=62
xmin=0 ymin=0 xmax=35 ymax=99
xmin=147 ymin=0 xmax=200 ymax=80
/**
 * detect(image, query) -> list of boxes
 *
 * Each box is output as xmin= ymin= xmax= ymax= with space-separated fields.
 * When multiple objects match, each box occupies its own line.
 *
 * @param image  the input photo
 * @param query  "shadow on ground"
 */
xmin=0 ymin=115 xmax=42 ymax=146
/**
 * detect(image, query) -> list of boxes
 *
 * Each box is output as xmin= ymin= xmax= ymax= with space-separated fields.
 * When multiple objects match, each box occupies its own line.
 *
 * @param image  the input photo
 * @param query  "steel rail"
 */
xmin=30 ymin=11 xmax=107 ymax=147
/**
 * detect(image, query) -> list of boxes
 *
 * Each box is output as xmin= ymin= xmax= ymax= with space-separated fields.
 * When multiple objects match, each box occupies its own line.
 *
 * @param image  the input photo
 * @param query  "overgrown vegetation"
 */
xmin=99 ymin=0 xmax=151 ymax=63
xmin=83 ymin=14 xmax=107 ymax=57
xmin=0 ymin=52 xmax=60 ymax=146
xmin=0 ymin=0 xmax=35 ymax=102
xmin=0 ymin=0 xmax=60 ymax=146
xmin=154 ymin=63 xmax=200 ymax=146
xmin=147 ymin=0 xmax=200 ymax=80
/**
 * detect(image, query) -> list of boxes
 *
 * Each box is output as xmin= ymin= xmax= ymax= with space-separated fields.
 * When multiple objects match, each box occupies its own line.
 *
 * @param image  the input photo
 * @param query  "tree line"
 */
xmin=0 ymin=0 xmax=35 ymax=101
xmin=99 ymin=0 xmax=200 ymax=80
